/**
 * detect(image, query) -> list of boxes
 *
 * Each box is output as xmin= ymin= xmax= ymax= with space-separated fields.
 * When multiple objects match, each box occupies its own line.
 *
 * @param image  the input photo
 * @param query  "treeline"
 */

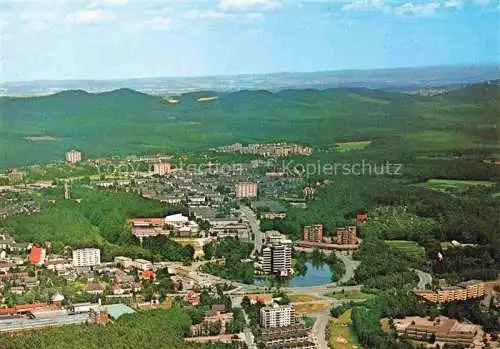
xmin=143 ymin=236 xmax=195 ymax=263
xmin=202 ymin=238 xmax=254 ymax=284
xmin=353 ymin=236 xmax=418 ymax=290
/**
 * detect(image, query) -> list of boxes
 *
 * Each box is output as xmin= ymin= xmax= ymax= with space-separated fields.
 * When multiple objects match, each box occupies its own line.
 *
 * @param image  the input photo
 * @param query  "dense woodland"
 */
xmin=1 ymin=307 xmax=239 ymax=349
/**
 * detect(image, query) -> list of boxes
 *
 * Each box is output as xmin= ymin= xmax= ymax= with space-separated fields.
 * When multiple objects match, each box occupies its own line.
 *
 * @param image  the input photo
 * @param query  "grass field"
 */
xmin=420 ymin=178 xmax=495 ymax=191
xmin=324 ymin=290 xmax=376 ymax=301
xmin=23 ymin=136 xmax=58 ymax=141
xmin=293 ymin=302 xmax=331 ymax=314
xmin=289 ymin=294 xmax=324 ymax=303
xmin=327 ymin=309 xmax=360 ymax=349
xmin=385 ymin=240 xmax=426 ymax=258
xmin=334 ymin=140 xmax=372 ymax=152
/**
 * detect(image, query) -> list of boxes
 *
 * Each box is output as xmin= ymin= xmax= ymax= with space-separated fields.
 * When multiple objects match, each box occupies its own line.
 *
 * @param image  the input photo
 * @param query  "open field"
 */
xmin=293 ymin=301 xmax=331 ymax=314
xmin=327 ymin=309 xmax=360 ymax=349
xmin=197 ymin=96 xmax=218 ymax=102
xmin=289 ymin=294 xmax=324 ymax=303
xmin=420 ymin=178 xmax=496 ymax=190
xmin=324 ymin=290 xmax=376 ymax=301
xmin=385 ymin=240 xmax=426 ymax=259
xmin=334 ymin=140 xmax=372 ymax=152
xmin=440 ymin=241 xmax=478 ymax=250
xmin=23 ymin=135 xmax=58 ymax=141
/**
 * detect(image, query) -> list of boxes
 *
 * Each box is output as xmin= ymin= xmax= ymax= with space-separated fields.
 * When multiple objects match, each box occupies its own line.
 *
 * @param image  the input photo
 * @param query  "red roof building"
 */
xmin=140 ymin=270 xmax=156 ymax=280
xmin=356 ymin=213 xmax=368 ymax=221
xmin=29 ymin=247 xmax=46 ymax=265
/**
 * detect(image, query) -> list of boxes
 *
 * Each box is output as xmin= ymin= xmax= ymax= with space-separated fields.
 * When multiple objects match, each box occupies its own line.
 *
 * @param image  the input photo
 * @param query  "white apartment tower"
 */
xmin=65 ymin=150 xmax=82 ymax=164
xmin=260 ymin=304 xmax=295 ymax=328
xmin=72 ymin=248 xmax=101 ymax=267
xmin=262 ymin=244 xmax=292 ymax=274
xmin=235 ymin=182 xmax=258 ymax=198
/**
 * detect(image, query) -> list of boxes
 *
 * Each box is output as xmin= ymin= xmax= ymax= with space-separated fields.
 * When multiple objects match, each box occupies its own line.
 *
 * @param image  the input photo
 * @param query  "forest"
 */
xmin=1 ymin=307 xmax=239 ymax=349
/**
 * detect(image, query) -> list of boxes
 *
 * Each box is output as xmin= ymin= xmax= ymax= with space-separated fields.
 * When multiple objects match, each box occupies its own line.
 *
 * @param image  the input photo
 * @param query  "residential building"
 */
xmin=235 ymin=182 xmax=258 ymax=198
xmin=134 ymin=259 xmax=153 ymax=271
xmin=86 ymin=282 xmax=104 ymax=295
xmin=414 ymin=280 xmax=486 ymax=303
xmin=262 ymin=212 xmax=287 ymax=220
xmin=394 ymin=316 xmax=482 ymax=347
xmin=114 ymin=256 xmax=134 ymax=269
xmin=65 ymin=149 xmax=82 ymax=164
xmin=8 ymin=168 xmax=23 ymax=182
xmin=29 ymin=247 xmax=46 ymax=265
xmin=262 ymin=244 xmax=292 ymax=275
xmin=334 ymin=226 xmax=357 ymax=245
xmin=72 ymin=248 xmax=101 ymax=267
xmin=153 ymin=162 xmax=171 ymax=175
xmin=303 ymin=224 xmax=323 ymax=242
xmin=260 ymin=304 xmax=295 ymax=328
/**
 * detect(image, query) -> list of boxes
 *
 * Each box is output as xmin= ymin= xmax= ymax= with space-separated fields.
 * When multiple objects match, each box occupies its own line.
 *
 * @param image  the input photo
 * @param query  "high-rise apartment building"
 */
xmin=303 ymin=224 xmax=323 ymax=242
xmin=235 ymin=182 xmax=258 ymax=198
xmin=335 ymin=226 xmax=357 ymax=245
xmin=72 ymin=248 xmax=101 ymax=267
xmin=65 ymin=150 xmax=82 ymax=164
xmin=260 ymin=304 xmax=295 ymax=328
xmin=262 ymin=244 xmax=292 ymax=274
xmin=153 ymin=162 xmax=172 ymax=175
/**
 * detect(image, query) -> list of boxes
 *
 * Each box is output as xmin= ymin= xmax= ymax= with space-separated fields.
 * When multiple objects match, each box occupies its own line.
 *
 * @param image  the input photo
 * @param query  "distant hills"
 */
xmin=1 ymin=65 xmax=499 ymax=97
xmin=0 ymin=80 xmax=498 ymax=168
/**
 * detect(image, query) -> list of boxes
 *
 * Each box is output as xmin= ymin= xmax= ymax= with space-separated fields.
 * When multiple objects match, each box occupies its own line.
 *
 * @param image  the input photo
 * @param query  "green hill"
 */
xmin=0 ymin=83 xmax=498 ymax=167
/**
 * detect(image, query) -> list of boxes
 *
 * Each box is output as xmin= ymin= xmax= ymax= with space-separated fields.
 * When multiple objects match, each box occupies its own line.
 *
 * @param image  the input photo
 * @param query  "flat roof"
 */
xmin=106 ymin=303 xmax=136 ymax=319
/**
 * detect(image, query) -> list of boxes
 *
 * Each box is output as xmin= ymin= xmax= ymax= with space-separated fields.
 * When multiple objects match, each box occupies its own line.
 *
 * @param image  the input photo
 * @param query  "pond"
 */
xmin=254 ymin=262 xmax=332 ymax=288
xmin=289 ymin=262 xmax=332 ymax=287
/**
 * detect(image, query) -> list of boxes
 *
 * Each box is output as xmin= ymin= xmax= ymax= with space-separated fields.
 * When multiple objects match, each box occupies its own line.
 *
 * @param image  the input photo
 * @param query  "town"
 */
xmin=0 ymin=148 xmax=499 ymax=349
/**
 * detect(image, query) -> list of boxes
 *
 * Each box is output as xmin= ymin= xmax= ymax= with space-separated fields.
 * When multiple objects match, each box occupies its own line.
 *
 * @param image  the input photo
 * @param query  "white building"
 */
xmin=134 ymin=259 xmax=153 ymax=271
xmin=65 ymin=150 xmax=82 ymax=164
xmin=72 ymin=248 xmax=101 ymax=267
xmin=260 ymin=304 xmax=295 ymax=328
xmin=262 ymin=244 xmax=292 ymax=274
xmin=235 ymin=182 xmax=258 ymax=198
xmin=164 ymin=213 xmax=190 ymax=226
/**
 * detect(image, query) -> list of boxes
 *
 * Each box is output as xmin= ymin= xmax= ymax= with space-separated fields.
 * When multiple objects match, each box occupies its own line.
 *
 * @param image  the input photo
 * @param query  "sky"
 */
xmin=0 ymin=0 xmax=499 ymax=82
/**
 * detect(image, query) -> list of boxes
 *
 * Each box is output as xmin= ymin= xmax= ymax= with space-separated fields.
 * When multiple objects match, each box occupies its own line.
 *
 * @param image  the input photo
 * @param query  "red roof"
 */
xmin=29 ymin=247 xmax=44 ymax=264
xmin=141 ymin=270 xmax=156 ymax=280
xmin=0 ymin=302 xmax=47 ymax=314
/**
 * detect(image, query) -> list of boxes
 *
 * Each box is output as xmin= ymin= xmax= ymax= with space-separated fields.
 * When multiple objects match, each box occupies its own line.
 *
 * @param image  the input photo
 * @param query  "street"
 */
xmin=239 ymin=204 xmax=263 ymax=254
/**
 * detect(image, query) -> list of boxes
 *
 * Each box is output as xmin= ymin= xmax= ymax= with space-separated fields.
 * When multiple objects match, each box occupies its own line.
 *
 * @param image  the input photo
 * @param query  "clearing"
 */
xmin=385 ymin=240 xmax=426 ymax=260
xmin=334 ymin=141 xmax=371 ymax=152
xmin=197 ymin=96 xmax=218 ymax=102
xmin=289 ymin=294 xmax=324 ymax=303
xmin=23 ymin=135 xmax=58 ymax=141
xmin=327 ymin=309 xmax=360 ymax=349
xmin=324 ymin=290 xmax=375 ymax=301
xmin=417 ymin=178 xmax=495 ymax=191
xmin=293 ymin=301 xmax=331 ymax=314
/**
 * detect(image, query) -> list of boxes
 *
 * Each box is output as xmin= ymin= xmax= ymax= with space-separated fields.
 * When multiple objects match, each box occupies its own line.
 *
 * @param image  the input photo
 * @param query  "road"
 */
xmin=241 ymin=309 xmax=256 ymax=349
xmin=239 ymin=204 xmax=263 ymax=254
xmin=413 ymin=268 xmax=433 ymax=290
xmin=310 ymin=310 xmax=330 ymax=349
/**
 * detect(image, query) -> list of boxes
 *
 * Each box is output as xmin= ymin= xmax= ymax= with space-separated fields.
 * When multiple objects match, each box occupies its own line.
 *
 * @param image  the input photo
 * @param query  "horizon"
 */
xmin=1 ymin=0 xmax=499 ymax=82
xmin=1 ymin=63 xmax=499 ymax=84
